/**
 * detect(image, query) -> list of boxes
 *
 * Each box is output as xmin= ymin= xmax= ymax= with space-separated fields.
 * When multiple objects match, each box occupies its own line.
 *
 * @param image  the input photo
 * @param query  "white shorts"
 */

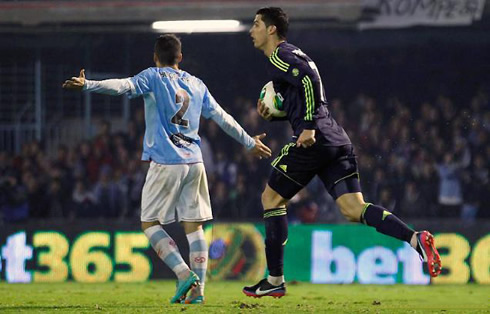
xmin=141 ymin=162 xmax=212 ymax=225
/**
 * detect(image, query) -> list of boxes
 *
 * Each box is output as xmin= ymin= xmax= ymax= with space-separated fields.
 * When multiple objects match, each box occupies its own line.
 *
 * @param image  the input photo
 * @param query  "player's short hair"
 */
xmin=154 ymin=34 xmax=182 ymax=66
xmin=256 ymin=7 xmax=289 ymax=40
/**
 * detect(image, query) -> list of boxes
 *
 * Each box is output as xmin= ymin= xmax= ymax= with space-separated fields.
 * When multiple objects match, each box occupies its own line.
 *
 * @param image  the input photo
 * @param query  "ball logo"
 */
xmin=194 ymin=257 xmax=206 ymax=263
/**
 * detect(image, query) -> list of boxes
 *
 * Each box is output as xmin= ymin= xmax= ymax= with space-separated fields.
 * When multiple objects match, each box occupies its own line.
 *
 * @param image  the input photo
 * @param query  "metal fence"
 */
xmin=0 ymin=61 xmax=129 ymax=154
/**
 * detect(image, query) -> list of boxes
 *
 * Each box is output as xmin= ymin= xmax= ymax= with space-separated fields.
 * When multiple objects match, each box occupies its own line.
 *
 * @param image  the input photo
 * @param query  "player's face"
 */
xmin=249 ymin=14 xmax=268 ymax=50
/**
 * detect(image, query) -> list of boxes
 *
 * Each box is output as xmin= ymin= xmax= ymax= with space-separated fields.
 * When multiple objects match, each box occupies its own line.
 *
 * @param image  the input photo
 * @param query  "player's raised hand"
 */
xmin=296 ymin=129 xmax=316 ymax=148
xmin=257 ymin=99 xmax=272 ymax=121
xmin=62 ymin=69 xmax=86 ymax=91
xmin=250 ymin=133 xmax=272 ymax=159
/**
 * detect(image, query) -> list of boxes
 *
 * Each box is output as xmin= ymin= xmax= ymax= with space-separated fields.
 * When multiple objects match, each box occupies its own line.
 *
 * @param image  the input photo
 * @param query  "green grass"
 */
xmin=0 ymin=281 xmax=488 ymax=313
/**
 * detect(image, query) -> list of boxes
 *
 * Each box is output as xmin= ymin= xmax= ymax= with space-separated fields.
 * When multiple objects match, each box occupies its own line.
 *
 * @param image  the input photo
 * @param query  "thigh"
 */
xmin=176 ymin=163 xmax=213 ymax=223
xmin=140 ymin=162 xmax=186 ymax=224
xmin=318 ymin=145 xmax=361 ymax=200
xmin=268 ymin=142 xmax=318 ymax=199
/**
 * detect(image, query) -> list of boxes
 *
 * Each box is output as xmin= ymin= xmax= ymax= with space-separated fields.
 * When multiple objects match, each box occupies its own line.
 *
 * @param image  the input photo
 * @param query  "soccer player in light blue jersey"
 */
xmin=63 ymin=34 xmax=272 ymax=304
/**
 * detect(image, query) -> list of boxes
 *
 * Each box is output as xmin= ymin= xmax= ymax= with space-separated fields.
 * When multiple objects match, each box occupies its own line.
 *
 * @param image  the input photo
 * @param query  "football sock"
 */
xmin=360 ymin=203 xmax=414 ymax=243
xmin=186 ymin=228 xmax=208 ymax=295
xmin=144 ymin=225 xmax=190 ymax=281
xmin=268 ymin=275 xmax=285 ymax=286
xmin=264 ymin=207 xmax=288 ymax=277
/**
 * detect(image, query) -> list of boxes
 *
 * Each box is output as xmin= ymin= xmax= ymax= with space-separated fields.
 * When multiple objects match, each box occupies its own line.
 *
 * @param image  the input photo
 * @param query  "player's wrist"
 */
xmin=82 ymin=79 xmax=91 ymax=91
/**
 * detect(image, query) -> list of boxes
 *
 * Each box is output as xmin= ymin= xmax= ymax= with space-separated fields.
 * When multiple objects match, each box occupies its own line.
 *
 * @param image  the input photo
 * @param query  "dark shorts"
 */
xmin=268 ymin=143 xmax=361 ymax=200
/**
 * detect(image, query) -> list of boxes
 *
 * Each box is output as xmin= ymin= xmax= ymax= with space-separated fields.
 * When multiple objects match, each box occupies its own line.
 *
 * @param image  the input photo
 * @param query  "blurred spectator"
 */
xmin=126 ymin=160 xmax=146 ymax=218
xmin=72 ymin=180 xmax=97 ymax=218
xmin=436 ymin=150 xmax=470 ymax=218
xmin=93 ymin=166 xmax=123 ymax=218
xmin=0 ymin=170 xmax=29 ymax=222
xmin=1 ymin=88 xmax=489 ymax=223
xmin=462 ymin=154 xmax=489 ymax=220
xmin=22 ymin=171 xmax=49 ymax=218
xmin=47 ymin=178 xmax=69 ymax=218
xmin=378 ymin=188 xmax=396 ymax=213
xmin=398 ymin=181 xmax=425 ymax=218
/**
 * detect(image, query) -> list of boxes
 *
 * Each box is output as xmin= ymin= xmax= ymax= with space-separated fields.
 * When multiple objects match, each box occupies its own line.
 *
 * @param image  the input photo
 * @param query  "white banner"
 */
xmin=360 ymin=0 xmax=486 ymax=29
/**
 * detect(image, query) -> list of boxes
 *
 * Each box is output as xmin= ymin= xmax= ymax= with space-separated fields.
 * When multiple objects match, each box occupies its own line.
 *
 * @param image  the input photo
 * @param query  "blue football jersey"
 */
xmin=128 ymin=67 xmax=220 ymax=164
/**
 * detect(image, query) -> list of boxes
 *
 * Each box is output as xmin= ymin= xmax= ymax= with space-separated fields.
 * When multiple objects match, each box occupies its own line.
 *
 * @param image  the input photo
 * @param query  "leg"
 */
xmin=182 ymin=222 xmax=207 ymax=304
xmin=243 ymin=184 xmax=289 ymax=298
xmin=141 ymin=222 xmax=191 ymax=281
xmin=336 ymin=192 xmax=415 ymax=242
xmin=243 ymin=142 xmax=316 ymax=298
xmin=140 ymin=163 xmax=199 ymax=303
xmin=335 ymin=192 xmax=441 ymax=277
xmin=262 ymin=184 xmax=289 ymax=283
xmin=242 ymin=184 xmax=293 ymax=299
xmin=141 ymin=221 xmax=193 ymax=279
xmin=176 ymin=163 xmax=213 ymax=303
xmin=321 ymin=146 xmax=441 ymax=277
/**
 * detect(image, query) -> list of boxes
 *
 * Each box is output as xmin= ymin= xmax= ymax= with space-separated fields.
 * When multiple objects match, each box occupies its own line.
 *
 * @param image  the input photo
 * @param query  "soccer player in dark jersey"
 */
xmin=243 ymin=7 xmax=442 ymax=298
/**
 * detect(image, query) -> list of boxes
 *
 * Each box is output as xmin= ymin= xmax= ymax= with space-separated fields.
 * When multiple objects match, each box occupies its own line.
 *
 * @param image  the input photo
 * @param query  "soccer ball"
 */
xmin=259 ymin=81 xmax=286 ymax=118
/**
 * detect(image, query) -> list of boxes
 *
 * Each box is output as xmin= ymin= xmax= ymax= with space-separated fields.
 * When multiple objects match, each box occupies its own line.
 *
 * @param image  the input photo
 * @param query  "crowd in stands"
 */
xmin=1 ymin=91 xmax=489 ymax=223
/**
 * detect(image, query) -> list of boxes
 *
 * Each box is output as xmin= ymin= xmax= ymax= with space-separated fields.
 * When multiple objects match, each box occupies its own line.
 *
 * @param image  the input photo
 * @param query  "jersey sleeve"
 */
xmin=128 ymin=68 xmax=154 ymax=98
xmin=201 ymin=85 xmax=219 ymax=119
xmin=83 ymin=78 xmax=132 ymax=95
xmin=269 ymin=48 xmax=318 ymax=130
xmin=201 ymin=85 xmax=255 ymax=150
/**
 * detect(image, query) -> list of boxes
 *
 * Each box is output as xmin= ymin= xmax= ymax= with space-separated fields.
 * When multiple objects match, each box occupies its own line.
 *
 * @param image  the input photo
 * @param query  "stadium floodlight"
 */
xmin=152 ymin=20 xmax=244 ymax=33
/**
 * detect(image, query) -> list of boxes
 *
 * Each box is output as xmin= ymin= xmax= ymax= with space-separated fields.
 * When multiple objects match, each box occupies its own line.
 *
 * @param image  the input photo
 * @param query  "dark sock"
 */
xmin=360 ymin=203 xmax=414 ymax=243
xmin=264 ymin=207 xmax=288 ymax=277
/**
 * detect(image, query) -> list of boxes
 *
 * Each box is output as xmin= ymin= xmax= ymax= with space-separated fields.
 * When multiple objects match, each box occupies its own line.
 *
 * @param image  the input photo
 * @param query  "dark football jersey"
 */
xmin=266 ymin=42 xmax=351 ymax=146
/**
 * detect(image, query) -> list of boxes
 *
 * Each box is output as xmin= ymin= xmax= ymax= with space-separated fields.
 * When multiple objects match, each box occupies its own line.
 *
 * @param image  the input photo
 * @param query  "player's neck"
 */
xmin=156 ymin=61 xmax=179 ymax=70
xmin=162 ymin=65 xmax=179 ymax=70
xmin=264 ymin=39 xmax=285 ymax=57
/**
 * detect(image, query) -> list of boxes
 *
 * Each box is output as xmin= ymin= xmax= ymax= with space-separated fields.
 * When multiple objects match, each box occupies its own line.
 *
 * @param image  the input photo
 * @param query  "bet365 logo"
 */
xmin=0 ymin=231 xmax=151 ymax=283
xmin=311 ymin=231 xmax=429 ymax=284
xmin=311 ymin=231 xmax=490 ymax=284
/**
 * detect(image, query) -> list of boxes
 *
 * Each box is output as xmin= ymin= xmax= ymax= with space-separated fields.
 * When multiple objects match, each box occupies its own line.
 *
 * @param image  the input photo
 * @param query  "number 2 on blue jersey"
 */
xmin=171 ymin=89 xmax=190 ymax=127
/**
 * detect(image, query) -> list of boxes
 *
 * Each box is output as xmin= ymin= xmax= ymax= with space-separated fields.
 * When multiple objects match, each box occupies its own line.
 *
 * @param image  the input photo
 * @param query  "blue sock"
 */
xmin=144 ymin=225 xmax=190 ymax=280
xmin=186 ymin=228 xmax=207 ymax=295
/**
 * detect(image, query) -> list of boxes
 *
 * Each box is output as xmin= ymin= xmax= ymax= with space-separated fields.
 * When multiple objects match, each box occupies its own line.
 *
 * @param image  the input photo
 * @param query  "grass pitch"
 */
xmin=0 ymin=281 xmax=488 ymax=313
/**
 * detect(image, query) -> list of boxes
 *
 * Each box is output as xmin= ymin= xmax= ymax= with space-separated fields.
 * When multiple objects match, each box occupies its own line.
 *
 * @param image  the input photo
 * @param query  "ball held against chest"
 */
xmin=259 ymin=81 xmax=287 ymax=118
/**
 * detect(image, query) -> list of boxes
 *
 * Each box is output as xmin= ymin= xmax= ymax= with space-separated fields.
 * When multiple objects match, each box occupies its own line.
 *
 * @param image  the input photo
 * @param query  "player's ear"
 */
xmin=267 ymin=25 xmax=277 ymax=36
xmin=153 ymin=53 xmax=159 ymax=66
xmin=177 ymin=52 xmax=183 ymax=64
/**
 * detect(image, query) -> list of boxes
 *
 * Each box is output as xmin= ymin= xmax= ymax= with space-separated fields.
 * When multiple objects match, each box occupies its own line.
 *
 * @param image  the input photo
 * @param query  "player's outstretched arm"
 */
xmin=250 ymin=133 xmax=272 ymax=159
xmin=207 ymin=105 xmax=272 ymax=158
xmin=62 ymin=69 xmax=132 ymax=96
